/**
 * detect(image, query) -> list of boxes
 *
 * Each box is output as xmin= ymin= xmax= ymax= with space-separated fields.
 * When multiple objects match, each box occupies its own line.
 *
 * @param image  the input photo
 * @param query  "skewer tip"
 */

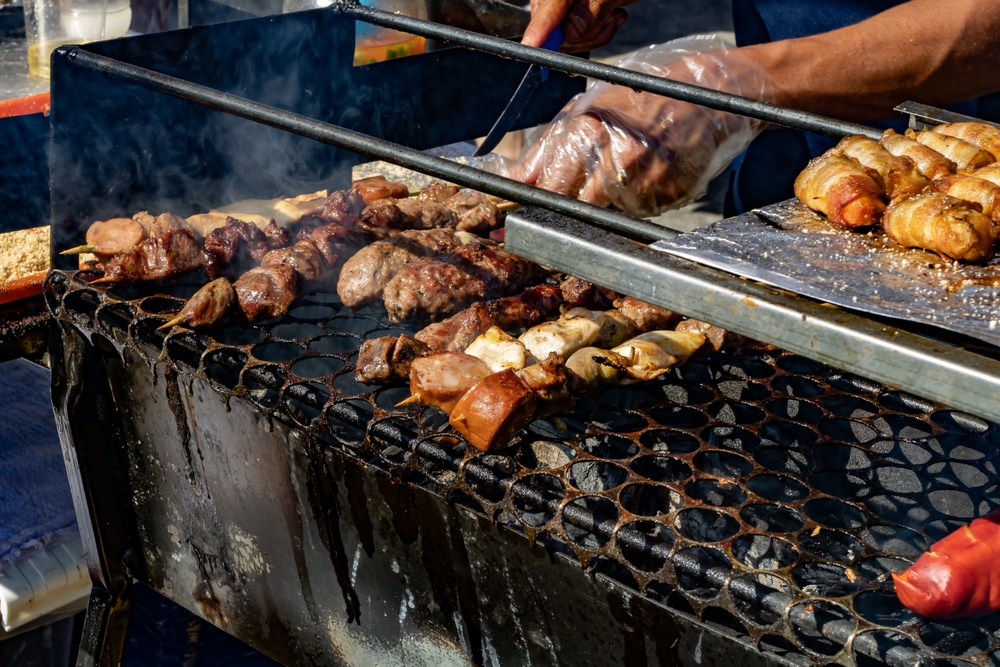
xmin=157 ymin=316 xmax=185 ymax=331
xmin=89 ymin=276 xmax=119 ymax=285
xmin=59 ymin=244 xmax=96 ymax=255
xmin=394 ymin=395 xmax=423 ymax=408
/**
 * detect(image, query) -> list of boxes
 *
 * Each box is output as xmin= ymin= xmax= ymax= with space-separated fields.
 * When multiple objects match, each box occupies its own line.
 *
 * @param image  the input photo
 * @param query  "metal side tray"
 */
xmin=504 ymin=206 xmax=1000 ymax=425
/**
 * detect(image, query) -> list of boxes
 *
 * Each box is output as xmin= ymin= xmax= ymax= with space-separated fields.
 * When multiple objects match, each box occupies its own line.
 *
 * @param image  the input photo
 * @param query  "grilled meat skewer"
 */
xmin=158 ymin=277 xmax=237 ymax=330
xmin=98 ymin=228 xmax=203 ymax=283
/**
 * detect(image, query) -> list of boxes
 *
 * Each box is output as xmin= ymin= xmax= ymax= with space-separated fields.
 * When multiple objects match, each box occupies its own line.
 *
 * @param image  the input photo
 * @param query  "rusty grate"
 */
xmin=47 ymin=268 xmax=1000 ymax=667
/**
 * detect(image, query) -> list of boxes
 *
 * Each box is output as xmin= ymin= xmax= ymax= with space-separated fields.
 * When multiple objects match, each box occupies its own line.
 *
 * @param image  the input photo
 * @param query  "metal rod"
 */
xmin=340 ymin=3 xmax=882 ymax=141
xmin=63 ymin=48 xmax=675 ymax=244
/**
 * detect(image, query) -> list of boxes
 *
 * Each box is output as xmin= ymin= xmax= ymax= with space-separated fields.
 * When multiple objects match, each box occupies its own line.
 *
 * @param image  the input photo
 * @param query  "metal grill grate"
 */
xmin=48 ymin=268 xmax=1000 ymax=667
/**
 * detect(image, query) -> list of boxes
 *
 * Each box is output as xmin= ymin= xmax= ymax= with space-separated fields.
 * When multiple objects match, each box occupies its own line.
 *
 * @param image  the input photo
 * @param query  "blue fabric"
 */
xmin=726 ymin=0 xmax=982 ymax=214
xmin=0 ymin=359 xmax=76 ymax=561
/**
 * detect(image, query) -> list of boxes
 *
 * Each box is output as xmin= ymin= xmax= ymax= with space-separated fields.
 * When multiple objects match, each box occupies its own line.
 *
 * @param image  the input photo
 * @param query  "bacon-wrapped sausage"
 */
xmin=836 ymin=135 xmax=927 ymax=199
xmin=793 ymin=151 xmax=887 ymax=229
xmin=880 ymin=129 xmax=957 ymax=180
xmin=924 ymin=174 xmax=1000 ymax=227
xmin=907 ymin=129 xmax=995 ymax=173
xmin=894 ymin=509 xmax=1000 ymax=619
xmin=882 ymin=193 xmax=994 ymax=263
xmin=932 ymin=122 xmax=1000 ymax=161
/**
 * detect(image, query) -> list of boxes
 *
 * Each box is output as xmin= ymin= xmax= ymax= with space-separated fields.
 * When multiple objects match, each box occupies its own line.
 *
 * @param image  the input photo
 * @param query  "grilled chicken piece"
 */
xmin=794 ymin=151 xmax=887 ymax=229
xmin=880 ymin=129 xmax=957 ymax=180
xmin=675 ymin=318 xmax=745 ymax=354
xmin=234 ymin=265 xmax=298 ymax=322
xmin=337 ymin=229 xmax=460 ymax=309
xmin=442 ymin=191 xmax=503 ymax=235
xmin=519 ymin=308 xmax=635 ymax=361
xmin=355 ymin=334 xmax=429 ymax=384
xmin=418 ymin=181 xmax=461 ymax=203
xmin=132 ymin=211 xmax=190 ymax=238
xmin=382 ymin=241 xmax=547 ymax=322
xmin=260 ymin=239 xmax=326 ymax=283
xmin=907 ymin=129 xmax=995 ymax=173
xmin=883 ymin=193 xmax=994 ymax=263
xmin=560 ymin=276 xmax=617 ymax=310
xmin=202 ymin=217 xmax=272 ymax=278
xmin=317 ymin=188 xmax=366 ymax=227
xmin=409 ymin=352 xmax=493 ymax=413
xmin=85 ymin=217 xmax=147 ymax=262
xmin=565 ymin=347 xmax=628 ymax=394
xmin=566 ymin=330 xmax=705 ymax=393
xmin=353 ymin=176 xmax=410 ymax=205
xmin=925 ymin=175 xmax=1000 ymax=227
xmin=836 ymin=135 xmax=927 ymax=199
xmin=932 ymin=122 xmax=1000 ymax=161
xmin=103 ymin=228 xmax=203 ymax=282
xmin=516 ymin=354 xmax=573 ymax=416
xmin=450 ymin=369 xmax=538 ymax=452
xmin=464 ymin=326 xmax=532 ymax=372
xmin=615 ymin=297 xmax=679 ymax=332
xmin=173 ymin=277 xmax=236 ymax=329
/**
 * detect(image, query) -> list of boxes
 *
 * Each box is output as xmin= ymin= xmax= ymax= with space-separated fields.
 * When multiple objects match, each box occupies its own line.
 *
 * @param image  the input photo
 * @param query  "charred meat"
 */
xmin=353 ymin=175 xmax=410 ymax=204
xmin=233 ymin=265 xmax=298 ymax=322
xmin=103 ymin=228 xmax=203 ymax=282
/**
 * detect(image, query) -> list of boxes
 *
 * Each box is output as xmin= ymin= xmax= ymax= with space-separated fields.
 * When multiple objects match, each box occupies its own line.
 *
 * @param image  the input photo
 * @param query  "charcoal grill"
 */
xmin=41 ymin=5 xmax=1000 ymax=666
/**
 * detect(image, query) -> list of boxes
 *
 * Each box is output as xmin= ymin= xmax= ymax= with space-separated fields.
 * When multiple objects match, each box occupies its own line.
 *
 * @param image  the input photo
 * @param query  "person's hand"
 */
xmin=501 ymin=37 xmax=773 ymax=216
xmin=521 ymin=0 xmax=634 ymax=51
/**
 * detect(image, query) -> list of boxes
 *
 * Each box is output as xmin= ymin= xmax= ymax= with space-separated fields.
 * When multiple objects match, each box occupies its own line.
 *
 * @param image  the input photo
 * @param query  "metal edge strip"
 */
xmin=505 ymin=207 xmax=1000 ymax=423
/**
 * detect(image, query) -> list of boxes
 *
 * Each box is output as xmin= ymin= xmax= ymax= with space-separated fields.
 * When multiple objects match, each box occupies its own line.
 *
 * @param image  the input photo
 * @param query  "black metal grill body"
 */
xmin=49 ymin=269 xmax=1000 ymax=667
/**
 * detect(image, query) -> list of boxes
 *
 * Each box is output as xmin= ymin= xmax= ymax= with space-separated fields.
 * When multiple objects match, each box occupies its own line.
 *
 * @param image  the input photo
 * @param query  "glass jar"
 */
xmin=25 ymin=0 xmax=131 ymax=77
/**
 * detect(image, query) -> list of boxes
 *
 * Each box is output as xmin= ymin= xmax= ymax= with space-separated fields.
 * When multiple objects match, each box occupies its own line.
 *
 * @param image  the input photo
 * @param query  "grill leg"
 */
xmin=75 ymin=583 xmax=132 ymax=667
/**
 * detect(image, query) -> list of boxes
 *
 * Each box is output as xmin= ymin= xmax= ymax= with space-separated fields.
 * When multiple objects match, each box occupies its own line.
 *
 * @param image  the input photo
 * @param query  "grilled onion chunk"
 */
xmin=883 ymin=192 xmax=994 ymax=263
xmin=793 ymin=151 xmax=887 ymax=229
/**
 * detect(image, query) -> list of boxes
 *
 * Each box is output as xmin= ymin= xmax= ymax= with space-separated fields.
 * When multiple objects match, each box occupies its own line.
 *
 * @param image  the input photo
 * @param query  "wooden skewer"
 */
xmin=60 ymin=244 xmax=96 ymax=255
xmin=89 ymin=276 xmax=119 ymax=285
xmin=395 ymin=395 xmax=422 ymax=408
xmin=496 ymin=201 xmax=522 ymax=213
xmin=157 ymin=316 xmax=185 ymax=331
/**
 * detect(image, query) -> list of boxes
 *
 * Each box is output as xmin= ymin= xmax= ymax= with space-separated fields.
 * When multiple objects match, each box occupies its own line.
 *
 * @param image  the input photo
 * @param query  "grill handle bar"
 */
xmin=341 ymin=3 xmax=882 ymax=141
xmin=62 ymin=47 xmax=674 ymax=244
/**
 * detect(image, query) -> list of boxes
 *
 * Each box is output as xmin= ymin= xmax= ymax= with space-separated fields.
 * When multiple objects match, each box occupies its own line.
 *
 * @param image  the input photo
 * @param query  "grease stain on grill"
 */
xmin=272 ymin=322 xmax=324 ymax=340
xmin=516 ymin=440 xmax=575 ymax=470
xmin=747 ymin=474 xmax=808 ymax=502
xmin=579 ymin=434 xmax=637 ymax=459
xmin=732 ymin=534 xmax=799 ymax=569
xmin=761 ymin=420 xmax=819 ymax=448
xmin=619 ymin=483 xmax=683 ymax=517
xmin=204 ymin=348 xmax=246 ymax=388
xmin=789 ymin=600 xmax=855 ymax=656
xmin=630 ymin=455 xmax=692 ymax=484
xmin=214 ymin=326 xmax=266 ymax=346
xmin=798 ymin=528 xmax=863 ymax=563
xmin=639 ymin=429 xmax=699 ymax=454
xmin=63 ymin=289 xmax=100 ymax=323
xmin=730 ymin=572 xmax=790 ymax=627
xmin=568 ymin=461 xmax=629 ymax=492
xmin=563 ymin=496 xmax=618 ymax=550
xmin=131 ymin=318 xmax=168 ymax=358
xmin=252 ymin=342 xmax=305 ymax=362
xmin=615 ymin=519 xmax=671 ymax=572
xmin=740 ymin=504 xmax=804 ymax=533
xmin=309 ymin=335 xmax=358 ymax=354
xmin=853 ymin=589 xmax=919 ymax=628
xmin=755 ymin=447 xmax=814 ymax=475
xmin=693 ymin=450 xmax=754 ymax=478
xmin=675 ymin=507 xmax=740 ymax=541
xmin=685 ymin=479 xmax=747 ymax=507
xmin=512 ymin=474 xmax=565 ymax=527
xmin=674 ymin=545 xmax=730 ymax=600
xmin=853 ymin=629 xmax=921 ymax=667
xmin=98 ymin=303 xmax=136 ymax=344
xmin=139 ymin=296 xmax=184 ymax=314
xmin=703 ymin=425 xmax=761 ymax=452
xmin=803 ymin=498 xmax=867 ymax=530
xmin=649 ymin=405 xmax=709 ymax=429
xmin=290 ymin=356 xmax=345 ymax=380
xmin=858 ymin=555 xmax=911 ymax=587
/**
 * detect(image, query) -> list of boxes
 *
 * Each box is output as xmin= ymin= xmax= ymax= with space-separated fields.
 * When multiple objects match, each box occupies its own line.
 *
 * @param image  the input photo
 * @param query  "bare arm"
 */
xmin=742 ymin=0 xmax=1000 ymax=121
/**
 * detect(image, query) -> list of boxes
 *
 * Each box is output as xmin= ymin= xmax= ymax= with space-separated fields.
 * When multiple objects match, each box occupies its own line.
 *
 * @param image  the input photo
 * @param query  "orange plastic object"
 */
xmin=894 ymin=509 xmax=1000 ymax=619
xmin=0 ymin=93 xmax=51 ymax=118
xmin=0 ymin=271 xmax=47 ymax=306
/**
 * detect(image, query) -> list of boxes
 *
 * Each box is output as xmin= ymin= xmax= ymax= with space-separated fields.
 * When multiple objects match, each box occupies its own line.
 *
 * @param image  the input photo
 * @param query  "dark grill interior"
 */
xmin=47 ymin=267 xmax=1000 ymax=667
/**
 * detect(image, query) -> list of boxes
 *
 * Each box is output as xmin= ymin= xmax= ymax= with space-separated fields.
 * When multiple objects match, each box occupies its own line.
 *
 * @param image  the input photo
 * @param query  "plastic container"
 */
xmin=281 ymin=0 xmax=425 ymax=65
xmin=24 ymin=0 xmax=131 ymax=78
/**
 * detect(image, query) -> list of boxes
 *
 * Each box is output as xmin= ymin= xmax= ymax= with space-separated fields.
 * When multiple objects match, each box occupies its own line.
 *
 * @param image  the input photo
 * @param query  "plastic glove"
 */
xmin=499 ymin=35 xmax=773 ymax=217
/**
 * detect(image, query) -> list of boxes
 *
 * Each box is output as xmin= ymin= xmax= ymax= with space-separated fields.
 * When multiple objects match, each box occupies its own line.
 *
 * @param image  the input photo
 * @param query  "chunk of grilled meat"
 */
xmin=260 ymin=239 xmax=326 ymax=284
xmin=674 ymin=318 xmax=744 ymax=354
xmin=880 ymin=129 xmax=957 ymax=180
xmin=794 ymin=150 xmax=887 ymax=229
xmin=442 ymin=191 xmax=504 ymax=235
xmin=264 ymin=219 xmax=292 ymax=249
xmin=85 ymin=217 xmax=147 ymax=263
xmin=171 ymin=277 xmax=237 ymax=329
xmin=382 ymin=241 xmax=547 ymax=323
xmin=234 ymin=265 xmax=298 ymax=322
xmin=907 ymin=129 xmax=995 ymax=173
xmin=883 ymin=192 xmax=994 ymax=263
xmin=103 ymin=228 xmax=203 ymax=282
xmin=409 ymin=352 xmax=493 ymax=413
xmin=925 ymin=174 xmax=1000 ymax=227
xmin=836 ymin=135 xmax=927 ymax=199
xmin=560 ymin=276 xmax=617 ymax=310
xmin=616 ymin=297 xmax=679 ymax=331
xmin=202 ymin=216 xmax=272 ymax=278
xmin=319 ymin=188 xmax=366 ymax=226
xmin=418 ymin=180 xmax=461 ymax=203
xmin=353 ymin=175 xmax=410 ymax=204
xmin=450 ymin=369 xmax=539 ymax=452
xmin=337 ymin=229 xmax=461 ymax=309
xmin=305 ymin=223 xmax=373 ymax=270
xmin=355 ymin=334 xmax=429 ymax=384
xmin=133 ymin=211 xmax=190 ymax=238
xmin=358 ymin=198 xmax=459 ymax=237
